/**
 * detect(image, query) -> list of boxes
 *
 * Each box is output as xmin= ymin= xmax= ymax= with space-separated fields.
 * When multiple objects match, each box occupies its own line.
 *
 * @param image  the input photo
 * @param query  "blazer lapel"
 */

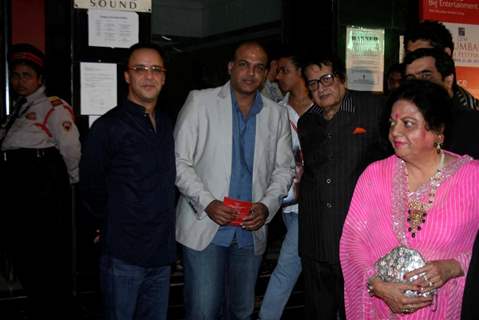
xmin=217 ymin=83 xmax=233 ymax=186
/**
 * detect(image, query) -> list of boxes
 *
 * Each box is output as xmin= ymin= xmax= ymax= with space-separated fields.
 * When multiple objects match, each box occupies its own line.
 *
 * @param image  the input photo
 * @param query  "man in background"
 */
xmin=259 ymin=51 xmax=313 ymax=320
xmin=403 ymin=48 xmax=479 ymax=159
xmin=404 ymin=20 xmax=479 ymax=111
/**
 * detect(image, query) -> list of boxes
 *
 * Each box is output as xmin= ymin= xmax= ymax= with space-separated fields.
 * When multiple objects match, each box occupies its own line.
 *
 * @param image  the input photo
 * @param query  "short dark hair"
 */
xmin=9 ymin=43 xmax=45 ymax=76
xmin=386 ymin=63 xmax=404 ymax=77
xmin=230 ymin=41 xmax=269 ymax=65
xmin=303 ymin=55 xmax=346 ymax=82
xmin=404 ymin=20 xmax=454 ymax=54
xmin=276 ymin=47 xmax=307 ymax=71
xmin=387 ymin=79 xmax=452 ymax=133
xmin=403 ymin=48 xmax=455 ymax=80
xmin=125 ymin=42 xmax=166 ymax=70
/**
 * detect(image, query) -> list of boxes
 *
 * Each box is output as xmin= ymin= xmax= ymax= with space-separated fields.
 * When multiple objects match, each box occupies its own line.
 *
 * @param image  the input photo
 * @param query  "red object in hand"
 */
xmin=224 ymin=197 xmax=252 ymax=226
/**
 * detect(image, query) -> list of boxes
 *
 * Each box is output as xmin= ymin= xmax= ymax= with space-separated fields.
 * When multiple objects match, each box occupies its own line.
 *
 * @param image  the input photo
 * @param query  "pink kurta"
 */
xmin=340 ymin=154 xmax=479 ymax=319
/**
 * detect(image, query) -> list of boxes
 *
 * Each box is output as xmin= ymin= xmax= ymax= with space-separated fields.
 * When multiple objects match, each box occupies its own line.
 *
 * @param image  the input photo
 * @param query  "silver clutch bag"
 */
xmin=375 ymin=246 xmax=436 ymax=297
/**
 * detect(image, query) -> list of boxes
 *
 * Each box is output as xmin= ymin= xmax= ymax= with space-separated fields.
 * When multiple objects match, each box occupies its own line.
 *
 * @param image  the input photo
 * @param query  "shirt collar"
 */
xmin=124 ymin=98 xmax=155 ymax=118
xmin=230 ymin=88 xmax=263 ymax=118
xmin=24 ymin=85 xmax=46 ymax=104
xmin=308 ymin=89 xmax=355 ymax=115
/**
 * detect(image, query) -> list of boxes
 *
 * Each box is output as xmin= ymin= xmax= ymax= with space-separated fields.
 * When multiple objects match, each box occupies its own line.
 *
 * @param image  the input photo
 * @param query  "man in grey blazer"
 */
xmin=174 ymin=42 xmax=295 ymax=319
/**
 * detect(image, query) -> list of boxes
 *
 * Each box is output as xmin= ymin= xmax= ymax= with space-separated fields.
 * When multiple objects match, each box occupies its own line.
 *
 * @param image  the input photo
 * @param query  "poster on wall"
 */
xmin=420 ymin=0 xmax=479 ymax=98
xmin=80 ymin=62 xmax=117 ymax=115
xmin=88 ymin=9 xmax=139 ymax=48
xmin=420 ymin=0 xmax=479 ymax=24
xmin=345 ymin=26 xmax=385 ymax=92
xmin=445 ymin=22 xmax=479 ymax=98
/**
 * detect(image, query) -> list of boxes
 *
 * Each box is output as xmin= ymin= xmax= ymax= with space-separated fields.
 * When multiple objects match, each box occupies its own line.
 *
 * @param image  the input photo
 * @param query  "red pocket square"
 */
xmin=353 ymin=127 xmax=367 ymax=135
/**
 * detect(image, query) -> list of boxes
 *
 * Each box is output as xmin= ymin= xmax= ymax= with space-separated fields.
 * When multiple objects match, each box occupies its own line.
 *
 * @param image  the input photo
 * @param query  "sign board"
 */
xmin=346 ymin=26 xmax=385 ymax=92
xmin=420 ymin=0 xmax=479 ymax=24
xmin=420 ymin=0 xmax=479 ymax=98
xmin=74 ymin=0 xmax=151 ymax=12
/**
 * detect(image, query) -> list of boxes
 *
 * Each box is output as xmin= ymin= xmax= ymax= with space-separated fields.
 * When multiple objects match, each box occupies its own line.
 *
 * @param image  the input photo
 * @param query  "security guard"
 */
xmin=0 ymin=43 xmax=80 ymax=319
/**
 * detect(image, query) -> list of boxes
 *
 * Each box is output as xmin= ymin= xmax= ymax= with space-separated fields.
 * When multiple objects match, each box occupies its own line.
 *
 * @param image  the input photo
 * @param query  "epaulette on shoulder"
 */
xmin=48 ymin=96 xmax=64 ymax=107
xmin=48 ymin=96 xmax=75 ymax=119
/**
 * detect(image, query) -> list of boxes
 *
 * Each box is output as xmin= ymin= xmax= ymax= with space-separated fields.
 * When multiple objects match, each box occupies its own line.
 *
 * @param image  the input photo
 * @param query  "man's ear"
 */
xmin=444 ymin=47 xmax=452 ymax=57
xmin=444 ymin=74 xmax=454 ymax=95
xmin=124 ymin=71 xmax=130 ymax=84
xmin=227 ymin=61 xmax=233 ymax=75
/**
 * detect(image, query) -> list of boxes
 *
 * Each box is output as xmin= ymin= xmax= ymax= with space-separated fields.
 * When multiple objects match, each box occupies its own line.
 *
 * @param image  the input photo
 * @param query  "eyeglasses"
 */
xmin=128 ymin=65 xmax=167 ymax=76
xmin=404 ymin=70 xmax=433 ymax=81
xmin=307 ymin=73 xmax=336 ymax=91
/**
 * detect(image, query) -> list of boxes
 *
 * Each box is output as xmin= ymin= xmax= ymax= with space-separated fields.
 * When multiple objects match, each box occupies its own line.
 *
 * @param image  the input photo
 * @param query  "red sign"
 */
xmin=420 ymin=0 xmax=479 ymax=24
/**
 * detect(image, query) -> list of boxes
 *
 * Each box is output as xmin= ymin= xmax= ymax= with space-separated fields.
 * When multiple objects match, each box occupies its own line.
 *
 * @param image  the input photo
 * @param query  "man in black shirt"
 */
xmin=403 ymin=48 xmax=479 ymax=159
xmin=298 ymin=56 xmax=390 ymax=320
xmin=80 ymin=43 xmax=175 ymax=320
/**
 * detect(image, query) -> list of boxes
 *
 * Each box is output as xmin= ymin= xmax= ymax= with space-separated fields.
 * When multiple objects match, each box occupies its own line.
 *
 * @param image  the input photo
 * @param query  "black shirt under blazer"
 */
xmin=298 ymin=90 xmax=391 ymax=264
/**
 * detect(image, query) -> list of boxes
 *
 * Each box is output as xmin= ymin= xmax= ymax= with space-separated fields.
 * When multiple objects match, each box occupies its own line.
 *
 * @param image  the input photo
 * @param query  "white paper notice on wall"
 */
xmin=346 ymin=26 xmax=385 ymax=92
xmin=88 ymin=9 xmax=139 ymax=48
xmin=80 ymin=62 xmax=117 ymax=115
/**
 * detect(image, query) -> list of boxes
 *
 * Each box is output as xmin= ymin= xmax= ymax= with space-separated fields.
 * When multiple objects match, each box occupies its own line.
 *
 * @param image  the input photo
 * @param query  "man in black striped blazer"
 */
xmin=297 ymin=56 xmax=391 ymax=320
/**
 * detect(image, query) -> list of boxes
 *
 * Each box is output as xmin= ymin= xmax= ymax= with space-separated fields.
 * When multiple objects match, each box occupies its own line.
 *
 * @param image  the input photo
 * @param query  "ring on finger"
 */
xmin=428 ymin=280 xmax=433 ymax=287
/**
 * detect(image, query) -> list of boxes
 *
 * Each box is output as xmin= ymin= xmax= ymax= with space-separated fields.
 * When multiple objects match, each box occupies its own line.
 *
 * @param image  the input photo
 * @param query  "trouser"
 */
xmin=0 ymin=148 xmax=72 ymax=319
xmin=182 ymin=241 xmax=262 ymax=320
xmin=259 ymin=211 xmax=302 ymax=320
xmin=301 ymin=257 xmax=346 ymax=320
xmin=100 ymin=255 xmax=171 ymax=320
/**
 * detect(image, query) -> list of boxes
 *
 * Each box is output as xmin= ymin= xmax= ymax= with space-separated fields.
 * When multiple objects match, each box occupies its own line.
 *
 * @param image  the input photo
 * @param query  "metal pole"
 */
xmin=2 ymin=0 xmax=11 ymax=117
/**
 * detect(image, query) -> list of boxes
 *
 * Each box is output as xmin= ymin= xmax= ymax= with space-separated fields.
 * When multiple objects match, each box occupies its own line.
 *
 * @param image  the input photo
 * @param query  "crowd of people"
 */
xmin=1 ymin=19 xmax=478 ymax=320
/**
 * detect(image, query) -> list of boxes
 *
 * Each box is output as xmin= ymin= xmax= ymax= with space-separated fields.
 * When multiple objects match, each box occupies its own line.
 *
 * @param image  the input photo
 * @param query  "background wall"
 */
xmin=11 ymin=0 xmax=45 ymax=51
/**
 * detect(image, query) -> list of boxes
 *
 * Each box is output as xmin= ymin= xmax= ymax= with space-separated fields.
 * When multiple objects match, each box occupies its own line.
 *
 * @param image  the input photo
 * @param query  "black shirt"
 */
xmin=80 ymin=99 xmax=176 ymax=267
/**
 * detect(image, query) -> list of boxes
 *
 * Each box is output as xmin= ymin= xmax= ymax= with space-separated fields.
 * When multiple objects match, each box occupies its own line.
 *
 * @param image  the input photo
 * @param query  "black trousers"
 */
xmin=302 ymin=257 xmax=346 ymax=320
xmin=0 ymin=148 xmax=72 ymax=319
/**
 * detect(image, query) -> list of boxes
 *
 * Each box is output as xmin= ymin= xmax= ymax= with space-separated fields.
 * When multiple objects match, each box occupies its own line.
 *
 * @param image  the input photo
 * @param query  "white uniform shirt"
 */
xmin=1 ymin=86 xmax=81 ymax=183
xmin=279 ymin=93 xmax=308 ymax=214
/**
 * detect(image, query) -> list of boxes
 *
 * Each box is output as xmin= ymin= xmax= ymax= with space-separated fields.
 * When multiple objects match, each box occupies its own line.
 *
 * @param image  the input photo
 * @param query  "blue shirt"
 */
xmin=212 ymin=90 xmax=263 ymax=248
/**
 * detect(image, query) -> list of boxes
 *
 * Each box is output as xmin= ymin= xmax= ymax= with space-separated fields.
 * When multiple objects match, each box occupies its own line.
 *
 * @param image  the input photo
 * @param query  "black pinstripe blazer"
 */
xmin=297 ymin=90 xmax=391 ymax=264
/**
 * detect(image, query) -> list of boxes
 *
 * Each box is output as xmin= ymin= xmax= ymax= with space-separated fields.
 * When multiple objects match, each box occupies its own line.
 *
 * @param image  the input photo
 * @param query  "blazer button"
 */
xmin=326 ymin=202 xmax=332 ymax=208
xmin=326 ymin=178 xmax=332 ymax=184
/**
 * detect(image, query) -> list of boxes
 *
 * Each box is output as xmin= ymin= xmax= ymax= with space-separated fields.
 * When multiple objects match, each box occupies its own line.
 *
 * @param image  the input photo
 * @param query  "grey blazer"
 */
xmin=174 ymin=81 xmax=295 ymax=255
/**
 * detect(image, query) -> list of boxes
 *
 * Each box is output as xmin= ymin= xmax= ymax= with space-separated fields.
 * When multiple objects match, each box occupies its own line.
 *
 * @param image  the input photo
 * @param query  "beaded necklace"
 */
xmin=406 ymin=151 xmax=445 ymax=238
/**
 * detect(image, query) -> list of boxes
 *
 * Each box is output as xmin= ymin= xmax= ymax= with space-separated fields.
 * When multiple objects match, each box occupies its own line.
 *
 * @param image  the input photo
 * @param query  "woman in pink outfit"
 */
xmin=340 ymin=80 xmax=479 ymax=319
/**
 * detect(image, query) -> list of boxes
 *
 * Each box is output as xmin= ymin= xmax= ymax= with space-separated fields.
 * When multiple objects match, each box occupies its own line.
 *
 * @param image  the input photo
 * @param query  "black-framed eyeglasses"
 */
xmin=307 ymin=73 xmax=335 ymax=91
xmin=128 ymin=64 xmax=167 ymax=75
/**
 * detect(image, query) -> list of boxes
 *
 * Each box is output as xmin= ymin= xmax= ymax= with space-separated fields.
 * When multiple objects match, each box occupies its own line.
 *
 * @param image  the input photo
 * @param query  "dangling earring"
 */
xmin=434 ymin=142 xmax=442 ymax=154
xmin=434 ymin=135 xmax=443 ymax=154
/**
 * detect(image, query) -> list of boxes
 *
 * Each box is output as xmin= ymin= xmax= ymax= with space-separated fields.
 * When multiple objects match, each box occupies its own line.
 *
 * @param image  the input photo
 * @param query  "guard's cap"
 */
xmin=9 ymin=43 xmax=45 ymax=75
